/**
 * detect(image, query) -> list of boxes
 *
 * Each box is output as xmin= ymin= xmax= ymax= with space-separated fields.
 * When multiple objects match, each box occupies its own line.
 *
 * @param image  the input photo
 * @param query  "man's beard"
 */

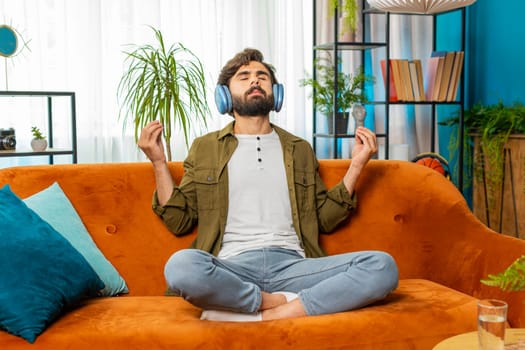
xmin=232 ymin=87 xmax=274 ymax=116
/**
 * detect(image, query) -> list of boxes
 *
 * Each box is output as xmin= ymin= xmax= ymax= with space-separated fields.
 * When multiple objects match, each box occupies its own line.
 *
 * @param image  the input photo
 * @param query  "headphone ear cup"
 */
xmin=273 ymin=84 xmax=284 ymax=112
xmin=215 ymin=85 xmax=232 ymax=114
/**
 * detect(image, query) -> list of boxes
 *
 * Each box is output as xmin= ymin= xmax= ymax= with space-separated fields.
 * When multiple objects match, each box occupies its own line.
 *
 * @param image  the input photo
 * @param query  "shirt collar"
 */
xmin=217 ymin=121 xmax=302 ymax=144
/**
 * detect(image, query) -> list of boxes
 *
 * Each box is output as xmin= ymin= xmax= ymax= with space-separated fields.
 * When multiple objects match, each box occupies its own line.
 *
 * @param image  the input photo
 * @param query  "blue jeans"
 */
xmin=164 ymin=247 xmax=398 ymax=316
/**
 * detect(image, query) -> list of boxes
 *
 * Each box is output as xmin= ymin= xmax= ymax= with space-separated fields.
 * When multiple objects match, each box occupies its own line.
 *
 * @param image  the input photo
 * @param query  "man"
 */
xmin=138 ymin=48 xmax=398 ymax=321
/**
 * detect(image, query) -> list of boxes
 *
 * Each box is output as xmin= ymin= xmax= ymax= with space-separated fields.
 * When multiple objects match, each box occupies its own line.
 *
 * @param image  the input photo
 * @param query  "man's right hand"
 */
xmin=138 ymin=120 xmax=175 ymax=206
xmin=138 ymin=120 xmax=166 ymax=164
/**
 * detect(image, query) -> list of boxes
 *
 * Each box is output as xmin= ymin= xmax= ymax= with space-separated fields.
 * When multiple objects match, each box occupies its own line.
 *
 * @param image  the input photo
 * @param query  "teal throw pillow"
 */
xmin=24 ymin=182 xmax=128 ymax=296
xmin=0 ymin=185 xmax=105 ymax=343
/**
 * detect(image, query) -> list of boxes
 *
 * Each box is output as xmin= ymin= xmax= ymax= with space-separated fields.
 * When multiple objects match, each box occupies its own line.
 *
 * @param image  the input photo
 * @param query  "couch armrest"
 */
xmin=318 ymin=159 xmax=525 ymax=327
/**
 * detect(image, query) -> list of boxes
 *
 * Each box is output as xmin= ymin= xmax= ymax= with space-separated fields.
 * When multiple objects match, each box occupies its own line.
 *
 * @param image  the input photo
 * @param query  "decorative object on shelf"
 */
xmin=0 ymin=24 xmax=31 ymax=90
xmin=30 ymin=126 xmax=47 ymax=152
xmin=118 ymin=26 xmax=210 ymax=161
xmin=300 ymin=55 xmax=374 ymax=134
xmin=351 ymin=103 xmax=366 ymax=128
xmin=366 ymin=0 xmax=477 ymax=14
xmin=0 ymin=128 xmax=16 ymax=150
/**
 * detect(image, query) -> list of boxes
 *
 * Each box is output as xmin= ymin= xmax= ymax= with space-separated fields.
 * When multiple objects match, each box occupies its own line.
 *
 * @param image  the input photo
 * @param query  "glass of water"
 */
xmin=478 ymin=299 xmax=508 ymax=350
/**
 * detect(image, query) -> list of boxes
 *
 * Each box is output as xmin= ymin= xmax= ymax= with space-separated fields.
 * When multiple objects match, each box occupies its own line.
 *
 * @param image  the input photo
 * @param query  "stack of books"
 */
xmin=381 ymin=50 xmax=464 ymax=102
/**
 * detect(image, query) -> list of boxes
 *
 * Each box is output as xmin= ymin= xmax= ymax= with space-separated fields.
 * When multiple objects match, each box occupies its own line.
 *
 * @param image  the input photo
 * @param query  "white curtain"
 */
xmin=0 ymin=0 xmax=312 ymax=165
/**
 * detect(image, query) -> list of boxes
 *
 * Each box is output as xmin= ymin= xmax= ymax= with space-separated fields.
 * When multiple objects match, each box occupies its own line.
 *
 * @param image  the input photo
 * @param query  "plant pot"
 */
xmin=326 ymin=112 xmax=350 ymax=135
xmin=31 ymin=139 xmax=47 ymax=151
xmin=472 ymin=134 xmax=525 ymax=237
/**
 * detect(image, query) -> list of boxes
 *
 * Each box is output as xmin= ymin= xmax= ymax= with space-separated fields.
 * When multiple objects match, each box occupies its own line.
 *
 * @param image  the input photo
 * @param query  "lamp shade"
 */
xmin=366 ymin=0 xmax=476 ymax=14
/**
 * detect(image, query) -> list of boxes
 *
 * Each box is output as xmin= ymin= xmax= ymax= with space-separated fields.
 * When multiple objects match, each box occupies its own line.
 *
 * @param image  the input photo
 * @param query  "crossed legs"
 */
xmin=164 ymin=247 xmax=398 ymax=320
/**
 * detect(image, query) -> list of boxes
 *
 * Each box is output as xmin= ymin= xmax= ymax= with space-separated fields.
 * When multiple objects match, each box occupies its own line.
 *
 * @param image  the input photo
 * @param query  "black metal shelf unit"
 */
xmin=311 ymin=0 xmax=466 ymax=190
xmin=0 ymin=91 xmax=77 ymax=164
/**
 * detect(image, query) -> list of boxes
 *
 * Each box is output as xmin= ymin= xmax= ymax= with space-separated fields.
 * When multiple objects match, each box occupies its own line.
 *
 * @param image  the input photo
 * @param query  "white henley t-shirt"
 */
xmin=218 ymin=129 xmax=305 ymax=259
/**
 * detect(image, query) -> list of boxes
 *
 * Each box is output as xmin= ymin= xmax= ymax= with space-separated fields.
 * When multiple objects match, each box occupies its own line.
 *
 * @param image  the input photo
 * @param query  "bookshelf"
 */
xmin=311 ymin=0 xmax=466 ymax=191
xmin=0 ymin=91 xmax=77 ymax=165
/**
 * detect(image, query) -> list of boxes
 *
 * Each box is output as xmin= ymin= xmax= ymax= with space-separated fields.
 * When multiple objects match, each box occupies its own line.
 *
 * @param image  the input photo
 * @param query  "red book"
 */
xmin=380 ymin=59 xmax=398 ymax=102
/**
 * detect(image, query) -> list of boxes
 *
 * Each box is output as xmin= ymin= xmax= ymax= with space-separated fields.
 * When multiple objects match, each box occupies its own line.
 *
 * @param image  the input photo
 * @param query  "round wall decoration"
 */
xmin=0 ymin=25 xmax=18 ymax=57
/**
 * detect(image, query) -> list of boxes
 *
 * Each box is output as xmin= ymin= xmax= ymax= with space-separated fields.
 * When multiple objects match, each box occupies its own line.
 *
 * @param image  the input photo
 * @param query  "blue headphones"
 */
xmin=214 ymin=84 xmax=284 ymax=114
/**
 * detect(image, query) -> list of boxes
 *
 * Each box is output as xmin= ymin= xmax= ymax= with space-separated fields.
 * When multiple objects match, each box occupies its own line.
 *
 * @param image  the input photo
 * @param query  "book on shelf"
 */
xmin=437 ymin=51 xmax=456 ymax=102
xmin=446 ymin=51 xmax=464 ymax=101
xmin=390 ymin=59 xmax=405 ymax=101
xmin=415 ymin=60 xmax=425 ymax=102
xmin=424 ymin=56 xmax=441 ymax=101
xmin=380 ymin=59 xmax=398 ymax=102
xmin=409 ymin=59 xmax=425 ymax=102
xmin=381 ymin=52 xmax=463 ymax=103
xmin=398 ymin=59 xmax=414 ymax=102
xmin=429 ymin=51 xmax=447 ymax=101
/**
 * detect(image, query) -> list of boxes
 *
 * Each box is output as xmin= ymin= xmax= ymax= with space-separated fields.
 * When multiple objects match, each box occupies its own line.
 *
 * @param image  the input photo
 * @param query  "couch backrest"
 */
xmin=0 ymin=159 xmax=467 ymax=295
xmin=2 ymin=160 xmax=525 ymax=327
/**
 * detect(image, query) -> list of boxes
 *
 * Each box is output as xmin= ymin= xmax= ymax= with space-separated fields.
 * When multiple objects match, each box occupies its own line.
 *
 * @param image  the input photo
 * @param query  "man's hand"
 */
xmin=138 ymin=120 xmax=166 ymax=164
xmin=343 ymin=127 xmax=378 ymax=196
xmin=351 ymin=127 xmax=378 ymax=169
xmin=138 ymin=121 xmax=174 ymax=206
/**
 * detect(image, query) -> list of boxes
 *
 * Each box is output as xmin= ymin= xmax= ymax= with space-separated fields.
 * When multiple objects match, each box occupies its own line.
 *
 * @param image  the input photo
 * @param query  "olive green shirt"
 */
xmin=152 ymin=122 xmax=357 ymax=258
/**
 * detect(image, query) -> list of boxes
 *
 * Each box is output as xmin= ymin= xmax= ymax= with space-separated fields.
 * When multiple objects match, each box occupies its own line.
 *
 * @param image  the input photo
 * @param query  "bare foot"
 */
xmin=261 ymin=299 xmax=307 ymax=320
xmin=259 ymin=291 xmax=287 ymax=310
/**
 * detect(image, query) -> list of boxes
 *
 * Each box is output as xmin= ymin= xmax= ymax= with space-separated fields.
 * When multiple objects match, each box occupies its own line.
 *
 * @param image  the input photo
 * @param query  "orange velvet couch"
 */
xmin=1 ymin=159 xmax=524 ymax=349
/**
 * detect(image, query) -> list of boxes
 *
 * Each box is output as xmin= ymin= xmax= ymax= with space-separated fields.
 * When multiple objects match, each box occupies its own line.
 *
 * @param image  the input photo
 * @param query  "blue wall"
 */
xmin=436 ymin=1 xmax=525 ymax=203
xmin=467 ymin=0 xmax=525 ymax=106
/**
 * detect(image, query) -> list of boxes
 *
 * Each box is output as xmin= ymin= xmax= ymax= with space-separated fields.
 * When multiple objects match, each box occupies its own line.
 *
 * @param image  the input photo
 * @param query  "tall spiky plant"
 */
xmin=118 ymin=27 xmax=210 ymax=161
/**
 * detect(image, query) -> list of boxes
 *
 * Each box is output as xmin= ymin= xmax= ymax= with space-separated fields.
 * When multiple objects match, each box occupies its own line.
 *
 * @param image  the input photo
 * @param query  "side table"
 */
xmin=433 ymin=328 xmax=525 ymax=349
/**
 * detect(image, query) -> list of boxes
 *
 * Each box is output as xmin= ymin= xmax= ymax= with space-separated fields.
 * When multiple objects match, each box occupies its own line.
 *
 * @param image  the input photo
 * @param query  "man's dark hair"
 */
xmin=217 ymin=48 xmax=278 ymax=86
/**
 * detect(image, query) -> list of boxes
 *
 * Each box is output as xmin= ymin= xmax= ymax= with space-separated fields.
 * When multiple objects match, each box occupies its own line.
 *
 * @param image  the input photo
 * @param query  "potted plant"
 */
xmin=30 ymin=126 xmax=47 ymax=151
xmin=441 ymin=101 xmax=525 ymax=235
xmin=329 ymin=0 xmax=359 ymax=39
xmin=441 ymin=102 xmax=525 ymax=206
xmin=300 ymin=55 xmax=374 ymax=134
xmin=118 ymin=27 xmax=210 ymax=161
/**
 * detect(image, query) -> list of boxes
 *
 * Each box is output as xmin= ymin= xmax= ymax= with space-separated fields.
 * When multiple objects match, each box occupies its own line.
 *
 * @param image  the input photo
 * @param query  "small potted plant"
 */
xmin=30 ymin=126 xmax=47 ymax=151
xmin=300 ymin=55 xmax=374 ymax=134
xmin=329 ymin=0 xmax=359 ymax=40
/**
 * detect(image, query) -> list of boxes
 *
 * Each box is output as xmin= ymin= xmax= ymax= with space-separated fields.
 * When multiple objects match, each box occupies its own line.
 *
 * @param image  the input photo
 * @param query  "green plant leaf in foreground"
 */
xmin=481 ymin=255 xmax=525 ymax=292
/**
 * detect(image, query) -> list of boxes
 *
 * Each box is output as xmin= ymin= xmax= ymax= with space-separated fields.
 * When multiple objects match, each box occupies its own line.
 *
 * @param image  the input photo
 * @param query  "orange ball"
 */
xmin=415 ymin=157 xmax=446 ymax=176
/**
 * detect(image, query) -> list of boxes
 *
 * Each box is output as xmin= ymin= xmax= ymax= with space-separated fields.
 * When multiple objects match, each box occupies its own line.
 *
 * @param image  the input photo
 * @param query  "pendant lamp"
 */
xmin=366 ymin=0 xmax=476 ymax=14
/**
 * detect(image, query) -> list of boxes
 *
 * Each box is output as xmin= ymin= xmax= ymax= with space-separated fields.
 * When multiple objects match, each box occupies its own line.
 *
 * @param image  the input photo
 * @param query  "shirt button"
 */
xmin=207 ymin=176 xmax=213 ymax=181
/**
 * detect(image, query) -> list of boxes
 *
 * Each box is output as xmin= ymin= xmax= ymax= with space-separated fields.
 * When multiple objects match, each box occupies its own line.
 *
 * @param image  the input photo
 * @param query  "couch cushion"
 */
xmin=23 ymin=182 xmax=129 ymax=296
xmin=0 ymin=279 xmax=478 ymax=349
xmin=0 ymin=185 xmax=105 ymax=343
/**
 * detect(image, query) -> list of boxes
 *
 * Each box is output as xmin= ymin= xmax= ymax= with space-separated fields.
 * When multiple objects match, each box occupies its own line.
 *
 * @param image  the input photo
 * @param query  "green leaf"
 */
xmin=481 ymin=255 xmax=525 ymax=292
xmin=117 ymin=27 xmax=210 ymax=160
